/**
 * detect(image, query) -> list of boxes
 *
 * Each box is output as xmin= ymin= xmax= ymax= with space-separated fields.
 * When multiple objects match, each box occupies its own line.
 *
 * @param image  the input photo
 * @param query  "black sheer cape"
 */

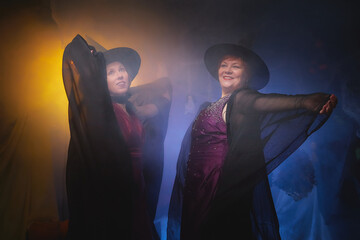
xmin=167 ymin=88 xmax=330 ymax=240
xmin=63 ymin=35 xmax=133 ymax=239
xmin=63 ymin=35 xmax=171 ymax=239
xmin=129 ymin=78 xmax=172 ymax=221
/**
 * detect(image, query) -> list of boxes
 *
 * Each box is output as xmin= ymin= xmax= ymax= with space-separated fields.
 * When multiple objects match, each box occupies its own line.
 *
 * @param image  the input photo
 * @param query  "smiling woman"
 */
xmin=106 ymin=62 xmax=130 ymax=97
xmin=167 ymin=43 xmax=337 ymax=240
xmin=217 ymin=56 xmax=249 ymax=97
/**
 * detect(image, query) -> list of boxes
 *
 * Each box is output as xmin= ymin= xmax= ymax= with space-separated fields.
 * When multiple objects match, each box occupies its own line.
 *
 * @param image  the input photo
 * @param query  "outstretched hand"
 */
xmin=319 ymin=94 xmax=337 ymax=114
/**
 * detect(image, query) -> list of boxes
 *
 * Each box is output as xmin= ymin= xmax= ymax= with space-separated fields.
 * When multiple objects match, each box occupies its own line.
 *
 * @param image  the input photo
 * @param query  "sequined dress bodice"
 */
xmin=189 ymin=95 xmax=229 ymax=160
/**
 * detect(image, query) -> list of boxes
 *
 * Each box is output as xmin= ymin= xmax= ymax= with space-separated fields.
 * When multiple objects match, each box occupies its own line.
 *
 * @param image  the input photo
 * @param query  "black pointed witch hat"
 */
xmin=85 ymin=35 xmax=141 ymax=82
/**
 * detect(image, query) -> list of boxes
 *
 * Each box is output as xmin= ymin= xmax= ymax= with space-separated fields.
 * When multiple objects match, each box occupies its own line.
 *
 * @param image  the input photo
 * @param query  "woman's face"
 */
xmin=218 ymin=56 xmax=248 ymax=96
xmin=106 ymin=61 xmax=130 ymax=97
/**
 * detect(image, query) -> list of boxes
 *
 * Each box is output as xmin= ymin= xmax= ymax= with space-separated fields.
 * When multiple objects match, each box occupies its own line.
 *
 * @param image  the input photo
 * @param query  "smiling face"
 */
xmin=218 ymin=56 xmax=249 ymax=97
xmin=106 ymin=61 xmax=130 ymax=97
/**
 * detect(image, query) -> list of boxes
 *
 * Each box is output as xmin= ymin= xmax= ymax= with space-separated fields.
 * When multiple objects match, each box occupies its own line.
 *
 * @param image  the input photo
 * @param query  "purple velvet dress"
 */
xmin=181 ymin=95 xmax=230 ymax=240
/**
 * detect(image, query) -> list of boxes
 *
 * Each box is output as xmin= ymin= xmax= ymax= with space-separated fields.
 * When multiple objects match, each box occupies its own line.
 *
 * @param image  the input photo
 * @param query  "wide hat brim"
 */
xmin=204 ymin=43 xmax=269 ymax=90
xmin=103 ymin=48 xmax=141 ymax=82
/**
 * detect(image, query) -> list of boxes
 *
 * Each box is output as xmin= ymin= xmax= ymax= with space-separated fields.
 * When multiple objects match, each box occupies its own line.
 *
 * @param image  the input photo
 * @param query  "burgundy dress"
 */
xmin=112 ymin=103 xmax=153 ymax=240
xmin=181 ymin=95 xmax=230 ymax=240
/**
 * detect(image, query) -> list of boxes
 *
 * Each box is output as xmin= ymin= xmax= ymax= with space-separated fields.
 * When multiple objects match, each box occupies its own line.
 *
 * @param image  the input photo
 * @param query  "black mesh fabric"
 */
xmin=129 ymin=78 xmax=172 ymax=221
xmin=63 ymin=35 xmax=134 ymax=239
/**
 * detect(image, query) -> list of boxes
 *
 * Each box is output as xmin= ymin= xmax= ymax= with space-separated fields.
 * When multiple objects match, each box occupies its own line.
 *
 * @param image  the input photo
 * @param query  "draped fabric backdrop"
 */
xmin=0 ymin=4 xmax=68 ymax=240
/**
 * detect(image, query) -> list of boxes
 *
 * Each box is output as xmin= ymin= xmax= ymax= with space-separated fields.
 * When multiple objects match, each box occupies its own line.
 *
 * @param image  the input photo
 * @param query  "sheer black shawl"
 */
xmin=63 ymin=35 xmax=134 ymax=239
xmin=129 ymin=78 xmax=172 ymax=221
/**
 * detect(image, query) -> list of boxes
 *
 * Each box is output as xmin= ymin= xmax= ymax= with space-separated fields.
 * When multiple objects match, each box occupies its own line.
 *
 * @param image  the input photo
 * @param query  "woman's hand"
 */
xmin=133 ymin=103 xmax=159 ymax=120
xmin=319 ymin=94 xmax=337 ymax=114
xmin=302 ymin=93 xmax=337 ymax=114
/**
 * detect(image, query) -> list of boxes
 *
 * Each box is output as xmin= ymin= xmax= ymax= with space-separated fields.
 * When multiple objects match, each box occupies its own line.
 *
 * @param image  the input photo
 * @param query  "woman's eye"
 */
xmin=233 ymin=65 xmax=241 ymax=69
xmin=220 ymin=64 xmax=227 ymax=68
xmin=108 ymin=70 xmax=114 ymax=75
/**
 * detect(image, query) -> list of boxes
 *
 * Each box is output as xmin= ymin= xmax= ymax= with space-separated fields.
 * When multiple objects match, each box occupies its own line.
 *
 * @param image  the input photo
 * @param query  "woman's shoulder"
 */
xmin=232 ymin=87 xmax=258 ymax=96
xmin=228 ymin=88 xmax=260 ymax=104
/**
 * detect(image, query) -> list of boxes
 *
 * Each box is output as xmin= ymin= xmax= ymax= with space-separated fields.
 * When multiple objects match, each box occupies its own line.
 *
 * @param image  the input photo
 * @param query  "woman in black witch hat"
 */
xmin=167 ymin=43 xmax=337 ymax=240
xmin=63 ymin=35 xmax=170 ymax=240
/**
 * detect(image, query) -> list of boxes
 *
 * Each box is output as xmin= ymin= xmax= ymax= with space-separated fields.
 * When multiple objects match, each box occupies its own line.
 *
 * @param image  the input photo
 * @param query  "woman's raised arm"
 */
xmin=232 ymin=88 xmax=337 ymax=114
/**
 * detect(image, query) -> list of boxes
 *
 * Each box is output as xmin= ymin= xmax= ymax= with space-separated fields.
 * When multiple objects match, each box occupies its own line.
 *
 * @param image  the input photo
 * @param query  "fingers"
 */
xmin=320 ymin=100 xmax=334 ymax=114
xmin=327 ymin=94 xmax=337 ymax=112
xmin=326 ymin=102 xmax=331 ymax=112
xmin=319 ymin=102 xmax=328 ymax=114
xmin=320 ymin=94 xmax=338 ymax=114
xmin=330 ymin=94 xmax=338 ymax=107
